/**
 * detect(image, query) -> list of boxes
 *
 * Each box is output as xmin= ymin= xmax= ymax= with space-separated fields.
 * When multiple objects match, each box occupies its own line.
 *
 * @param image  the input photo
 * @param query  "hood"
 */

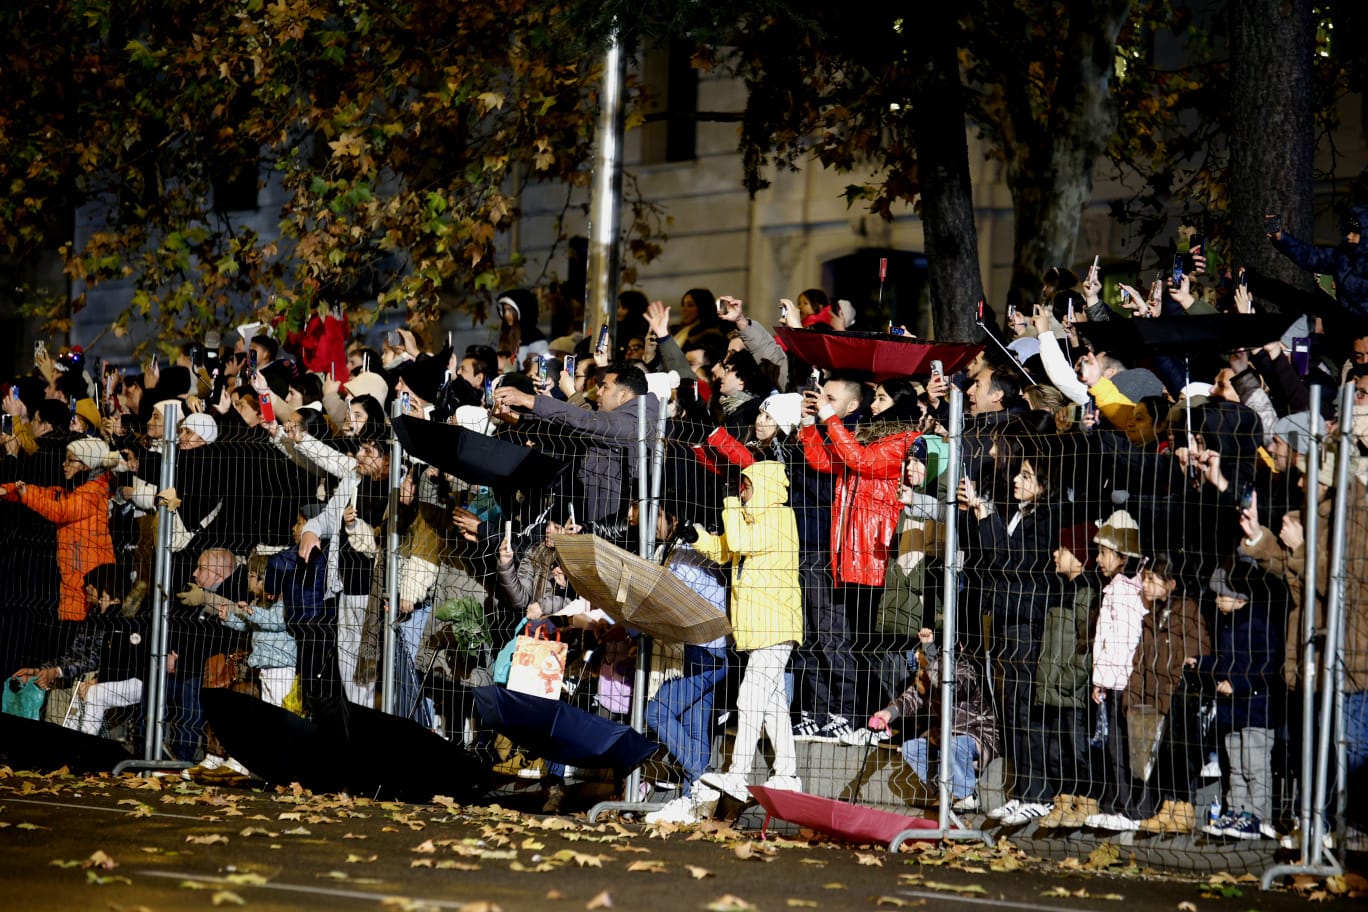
xmin=741 ymin=460 xmax=789 ymax=508
xmin=1192 ymin=399 xmax=1262 ymax=462
xmin=498 ymin=288 xmax=539 ymax=329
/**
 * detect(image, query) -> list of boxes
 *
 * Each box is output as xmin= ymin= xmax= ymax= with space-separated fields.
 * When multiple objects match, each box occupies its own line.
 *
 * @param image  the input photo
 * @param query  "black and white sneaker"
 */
xmin=793 ymin=711 xmax=821 ymax=741
xmin=813 ymin=715 xmax=854 ymax=743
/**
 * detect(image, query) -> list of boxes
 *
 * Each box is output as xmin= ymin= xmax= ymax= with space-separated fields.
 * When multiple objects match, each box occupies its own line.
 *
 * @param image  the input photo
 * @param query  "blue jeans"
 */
xmin=164 ymin=672 xmax=205 ymax=762
xmin=1345 ymin=690 xmax=1367 ymax=824
xmin=395 ymin=603 xmax=434 ymax=728
xmin=902 ymin=734 xmax=980 ymax=800
xmin=646 ymin=645 xmax=727 ymax=789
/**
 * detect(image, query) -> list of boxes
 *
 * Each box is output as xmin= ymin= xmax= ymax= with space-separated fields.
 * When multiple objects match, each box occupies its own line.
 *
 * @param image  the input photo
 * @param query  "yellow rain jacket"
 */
xmin=693 ymin=461 xmax=802 ymax=651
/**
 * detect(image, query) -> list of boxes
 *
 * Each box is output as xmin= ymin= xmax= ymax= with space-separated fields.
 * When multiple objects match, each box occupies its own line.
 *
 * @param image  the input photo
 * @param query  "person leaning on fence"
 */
xmin=1082 ymin=509 xmax=1149 ymax=832
xmin=644 ymin=501 xmax=731 ymax=826
xmin=868 ymin=627 xmax=999 ymax=813
xmin=694 ymin=460 xmax=805 ymax=802
xmin=216 ymin=552 xmax=297 ymax=708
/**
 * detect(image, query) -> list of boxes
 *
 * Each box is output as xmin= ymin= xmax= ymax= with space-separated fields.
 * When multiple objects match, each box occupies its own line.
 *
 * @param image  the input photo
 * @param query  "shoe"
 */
xmin=1001 ymin=802 xmax=1052 ymax=826
xmin=1139 ymin=800 xmax=1194 ymax=834
xmin=645 ymin=796 xmax=700 ymax=826
xmin=987 ymin=799 xmax=1022 ymax=821
xmin=951 ymin=794 xmax=980 ymax=813
xmin=1059 ymin=796 xmax=1099 ymax=827
xmin=813 ymin=715 xmax=854 ymax=743
xmin=700 ymin=771 xmax=751 ymax=803
xmin=840 ymin=727 xmax=891 ymax=746
xmin=1280 ymin=828 xmax=1335 ymax=852
xmin=691 ymin=782 xmax=721 ymax=804
xmin=222 ymin=757 xmax=252 ymax=777
xmin=1037 ymin=795 xmax=1074 ymax=828
xmin=1203 ymin=812 xmax=1240 ymax=837
xmin=1224 ymin=812 xmax=1271 ymax=841
xmin=762 ymin=775 xmax=803 ymax=793
xmin=198 ymin=753 xmax=226 ymax=771
xmin=1200 ymin=755 xmax=1221 ymax=778
xmin=541 ymin=783 xmax=566 ymax=814
xmin=793 ymin=712 xmax=821 ymax=741
xmin=1087 ymin=812 xmax=1141 ymax=832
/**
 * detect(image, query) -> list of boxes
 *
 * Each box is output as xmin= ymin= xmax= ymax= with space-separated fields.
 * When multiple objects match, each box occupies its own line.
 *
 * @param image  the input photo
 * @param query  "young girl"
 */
xmin=216 ymin=553 xmax=297 ymax=707
xmin=1084 ymin=509 xmax=1149 ymax=831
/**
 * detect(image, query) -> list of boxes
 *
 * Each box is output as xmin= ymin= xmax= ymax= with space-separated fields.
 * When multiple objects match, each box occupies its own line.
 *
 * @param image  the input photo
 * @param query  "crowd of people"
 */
xmin=0 ymin=216 xmax=1365 ymax=843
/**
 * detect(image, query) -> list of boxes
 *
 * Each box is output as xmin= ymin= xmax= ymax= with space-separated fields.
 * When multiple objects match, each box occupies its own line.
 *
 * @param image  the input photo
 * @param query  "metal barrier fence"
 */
xmin=0 ymin=349 xmax=1362 ymax=882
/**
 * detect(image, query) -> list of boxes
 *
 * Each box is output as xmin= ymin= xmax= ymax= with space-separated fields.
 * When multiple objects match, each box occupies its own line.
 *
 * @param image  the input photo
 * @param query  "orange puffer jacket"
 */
xmin=14 ymin=475 xmax=116 ymax=621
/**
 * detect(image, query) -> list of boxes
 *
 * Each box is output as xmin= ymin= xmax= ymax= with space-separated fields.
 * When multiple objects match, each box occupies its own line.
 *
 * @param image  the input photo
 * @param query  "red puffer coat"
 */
xmin=799 ymin=416 xmax=920 ymax=587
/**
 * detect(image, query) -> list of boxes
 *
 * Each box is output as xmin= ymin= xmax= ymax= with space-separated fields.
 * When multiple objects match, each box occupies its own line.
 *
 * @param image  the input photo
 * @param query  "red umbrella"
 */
xmin=776 ymin=328 xmax=982 ymax=382
xmin=748 ymin=785 xmax=940 ymax=846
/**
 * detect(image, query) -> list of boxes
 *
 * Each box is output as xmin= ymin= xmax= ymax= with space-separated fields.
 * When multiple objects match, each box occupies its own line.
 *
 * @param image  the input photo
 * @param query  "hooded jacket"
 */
xmin=1272 ymin=205 xmax=1368 ymax=319
xmin=883 ymin=642 xmax=1000 ymax=767
xmin=1091 ymin=569 xmax=1147 ymax=692
xmin=692 ymin=461 xmax=802 ymax=651
xmin=1124 ymin=594 xmax=1209 ymax=716
xmin=11 ymin=474 xmax=117 ymax=621
xmin=799 ymin=415 xmax=920 ymax=587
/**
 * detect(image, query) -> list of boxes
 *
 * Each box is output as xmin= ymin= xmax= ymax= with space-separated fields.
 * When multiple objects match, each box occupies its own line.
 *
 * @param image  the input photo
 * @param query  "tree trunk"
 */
xmin=1228 ymin=0 xmax=1315 ymax=296
xmin=909 ymin=7 xmax=986 ymax=343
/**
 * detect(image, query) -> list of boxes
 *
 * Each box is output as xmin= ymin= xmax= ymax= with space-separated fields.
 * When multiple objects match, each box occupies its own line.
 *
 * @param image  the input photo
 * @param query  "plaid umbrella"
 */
xmin=776 ymin=327 xmax=983 ymax=382
xmin=553 ymin=534 xmax=732 ymax=646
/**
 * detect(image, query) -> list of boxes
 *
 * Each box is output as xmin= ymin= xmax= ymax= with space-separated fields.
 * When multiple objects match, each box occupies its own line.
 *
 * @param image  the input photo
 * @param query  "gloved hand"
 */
xmin=177 ymin=584 xmax=207 ymax=607
xmin=155 ymin=486 xmax=181 ymax=511
xmin=680 ymin=524 xmax=700 ymax=544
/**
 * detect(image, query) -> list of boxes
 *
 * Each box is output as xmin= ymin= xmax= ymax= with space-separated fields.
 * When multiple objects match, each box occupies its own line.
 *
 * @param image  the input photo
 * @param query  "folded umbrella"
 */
xmin=392 ymin=415 xmax=568 ymax=491
xmin=776 ymin=327 xmax=983 ymax=382
xmin=0 ymin=713 xmax=134 ymax=774
xmin=554 ymin=534 xmax=732 ymax=646
xmin=473 ymin=685 xmax=656 ymax=772
xmin=1074 ymin=312 xmax=1300 ymax=358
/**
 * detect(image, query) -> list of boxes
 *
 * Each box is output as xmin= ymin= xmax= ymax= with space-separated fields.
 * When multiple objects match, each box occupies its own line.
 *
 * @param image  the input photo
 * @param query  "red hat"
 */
xmin=1058 ymin=522 xmax=1094 ymax=569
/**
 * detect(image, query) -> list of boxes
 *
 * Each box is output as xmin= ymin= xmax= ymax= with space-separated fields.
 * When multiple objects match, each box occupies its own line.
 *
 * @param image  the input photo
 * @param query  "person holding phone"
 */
xmin=1267 ymin=205 xmax=1368 ymax=318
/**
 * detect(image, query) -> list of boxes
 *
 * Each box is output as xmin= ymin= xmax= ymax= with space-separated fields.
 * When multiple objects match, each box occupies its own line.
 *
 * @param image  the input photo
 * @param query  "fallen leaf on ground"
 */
xmin=586 ymin=890 xmax=613 ymax=909
xmin=211 ymin=890 xmax=246 ymax=906
xmin=856 ymin=852 xmax=883 ymax=867
xmin=786 ymin=900 xmax=818 ymax=908
xmin=85 ymin=871 xmax=132 ymax=886
xmin=346 ymin=853 xmax=378 ymax=864
xmin=821 ymin=883 xmax=846 ymax=890
xmin=626 ymin=859 xmax=666 ymax=873
xmin=705 ymin=896 xmax=756 ymax=911
xmin=225 ymin=873 xmax=268 ymax=886
xmin=687 ymin=865 xmax=714 ymax=879
xmin=923 ymin=882 xmax=987 ymax=895
xmin=874 ymin=899 xmax=925 ymax=907
xmin=186 ymin=834 xmax=229 ymax=845
xmin=1176 ymin=903 xmax=1198 ymax=912
xmin=1087 ymin=843 xmax=1121 ymax=869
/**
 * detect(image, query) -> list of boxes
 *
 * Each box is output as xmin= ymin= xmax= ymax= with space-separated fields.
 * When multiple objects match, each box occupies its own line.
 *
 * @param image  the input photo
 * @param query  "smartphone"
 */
xmin=400 ymin=391 xmax=411 ymax=415
xmin=259 ymin=391 xmax=276 ymax=423
xmin=1239 ymin=481 xmax=1255 ymax=511
xmin=780 ymin=301 xmax=789 ymax=323
xmin=976 ymin=299 xmax=985 ymax=322
xmin=483 ymin=379 xmax=494 ymax=408
xmin=596 ymin=325 xmax=611 ymax=355
xmin=1084 ymin=394 xmax=1098 ymax=421
xmin=503 ymin=521 xmax=512 ymax=546
xmin=34 ymin=341 xmax=45 ymax=359
xmin=1067 ymin=299 xmax=1076 ymax=324
xmin=1189 ymin=233 xmax=1205 ymax=261
xmin=537 ymin=355 xmax=549 ymax=382
xmin=1006 ymin=304 xmax=1017 ymax=325
xmin=563 ymin=354 xmax=576 ymax=378
xmin=1 ymin=414 xmax=12 ymax=435
xmin=879 ymin=257 xmax=889 ymax=281
xmin=1264 ymin=215 xmax=1283 ymax=236
xmin=1291 ymin=337 xmax=1311 ymax=377
xmin=806 ymin=367 xmax=822 ymax=393
xmin=1171 ymin=253 xmax=1184 ymax=286
xmin=568 ymin=504 xmax=576 ymax=527
xmin=716 ymin=297 xmax=726 ymax=315
xmin=1120 ymin=287 xmax=1130 ymax=305
xmin=888 ymin=321 xmax=906 ymax=336
xmin=387 ymin=330 xmax=403 ymax=347
xmin=930 ymin=360 xmax=944 ymax=381
xmin=1239 ymin=268 xmax=1248 ymax=288
xmin=1090 ymin=254 xmax=1100 ymax=279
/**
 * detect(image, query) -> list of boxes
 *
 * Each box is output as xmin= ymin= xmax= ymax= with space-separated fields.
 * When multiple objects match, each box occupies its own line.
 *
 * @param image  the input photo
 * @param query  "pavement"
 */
xmin=0 ymin=766 xmax=1363 ymax=912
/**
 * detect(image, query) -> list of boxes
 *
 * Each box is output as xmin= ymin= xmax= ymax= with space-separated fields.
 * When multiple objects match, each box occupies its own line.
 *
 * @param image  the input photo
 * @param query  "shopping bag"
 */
xmin=492 ymin=619 xmax=529 ymax=686
xmin=3 ymin=677 xmax=46 ymax=720
xmin=506 ymin=627 xmax=567 ymax=699
xmin=1126 ymin=704 xmax=1167 ymax=782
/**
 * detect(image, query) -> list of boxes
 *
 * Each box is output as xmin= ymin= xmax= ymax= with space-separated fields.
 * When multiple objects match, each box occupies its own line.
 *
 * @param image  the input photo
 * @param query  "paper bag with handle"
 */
xmin=506 ymin=625 xmax=568 ymax=699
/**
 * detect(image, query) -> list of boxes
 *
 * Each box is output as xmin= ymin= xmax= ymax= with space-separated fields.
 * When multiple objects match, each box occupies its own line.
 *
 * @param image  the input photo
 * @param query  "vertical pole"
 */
xmin=937 ymin=386 xmax=964 ymax=833
xmin=381 ymin=404 xmax=404 ymax=715
xmin=143 ymin=402 xmax=180 ymax=761
xmin=1296 ymin=384 xmax=1321 ymax=860
xmin=621 ymin=393 xmax=652 ymax=803
xmin=584 ymin=34 xmax=627 ymax=344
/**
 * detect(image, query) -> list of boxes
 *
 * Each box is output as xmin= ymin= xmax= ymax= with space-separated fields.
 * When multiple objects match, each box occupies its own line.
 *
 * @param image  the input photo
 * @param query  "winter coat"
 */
xmin=692 ymin=461 xmax=802 ymax=651
xmin=49 ymin=604 xmax=146 ymax=682
xmin=1036 ymin=575 xmax=1097 ymax=708
xmin=875 ymin=489 xmax=946 ymax=639
xmin=799 ymin=415 xmax=920 ymax=587
xmin=1272 ymin=205 xmax=1368 ymax=318
xmin=221 ymin=599 xmax=297 ymax=670
xmin=530 ymin=393 xmax=661 ymax=523
xmin=1194 ymin=597 xmax=1281 ymax=730
xmin=495 ymin=541 xmax=569 ymax=618
xmin=1241 ymin=475 xmax=1368 ymax=694
xmin=1091 ymin=570 xmax=1147 ymax=692
xmin=12 ymin=474 xmax=117 ymax=621
xmin=266 ymin=546 xmax=332 ymax=626
xmin=968 ymin=500 xmax=1060 ymax=634
xmin=704 ymin=425 xmax=832 ymax=554
xmin=1124 ymin=595 xmax=1209 ymax=716
xmin=884 ymin=642 xmax=1000 ymax=766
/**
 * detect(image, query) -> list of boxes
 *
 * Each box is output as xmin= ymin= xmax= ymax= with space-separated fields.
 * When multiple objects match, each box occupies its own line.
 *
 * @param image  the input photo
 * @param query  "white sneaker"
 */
xmin=840 ymin=727 xmax=891 ymax=746
xmin=1199 ymin=760 xmax=1222 ymax=778
xmin=645 ymin=796 xmax=699 ymax=825
xmin=762 ymin=775 xmax=803 ymax=793
xmin=700 ymin=771 xmax=751 ymax=802
xmin=1001 ymin=802 xmax=1053 ymax=826
xmin=222 ymin=757 xmax=252 ymax=777
xmin=951 ymin=795 xmax=980 ymax=813
xmin=1087 ymin=812 xmax=1141 ymax=831
xmin=987 ymin=799 xmax=1022 ymax=820
xmin=197 ymin=754 xmax=226 ymax=771
xmin=690 ymin=782 xmax=721 ymax=804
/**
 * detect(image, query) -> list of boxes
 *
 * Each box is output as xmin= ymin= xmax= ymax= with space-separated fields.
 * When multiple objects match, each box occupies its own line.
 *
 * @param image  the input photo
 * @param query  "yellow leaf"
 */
xmin=874 ymin=898 xmax=925 ymax=907
xmin=211 ymin=891 xmax=246 ymax=906
xmin=625 ymin=859 xmax=666 ymax=873
xmin=547 ymin=890 xmax=565 ymax=900
xmin=586 ymin=890 xmax=613 ymax=909
xmin=822 ymin=883 xmax=846 ymax=890
xmin=478 ymin=92 xmax=506 ymax=111
xmin=687 ymin=866 xmax=714 ymax=880
xmin=85 ymin=850 xmax=118 ymax=870
xmin=521 ymin=837 xmax=546 ymax=851
xmin=856 ymin=852 xmax=883 ymax=867
xmin=185 ymin=834 xmax=229 ymax=845
xmin=509 ymin=861 xmax=556 ymax=873
xmin=924 ymin=882 xmax=987 ymax=895
xmin=787 ymin=900 xmax=819 ymax=908
xmin=1177 ymin=903 xmax=1198 ymax=912
xmin=705 ymin=896 xmax=757 ymax=912
xmin=225 ymin=873 xmax=269 ymax=885
xmin=346 ymin=854 xmax=377 ymax=864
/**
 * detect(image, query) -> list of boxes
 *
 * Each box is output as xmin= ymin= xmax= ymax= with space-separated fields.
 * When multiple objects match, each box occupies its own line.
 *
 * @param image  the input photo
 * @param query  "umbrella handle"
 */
xmin=849 ymin=733 xmax=879 ymax=799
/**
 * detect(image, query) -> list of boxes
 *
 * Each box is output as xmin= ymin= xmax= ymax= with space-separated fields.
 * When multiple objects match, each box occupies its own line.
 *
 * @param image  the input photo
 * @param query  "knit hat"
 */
xmin=1058 ymin=522 xmax=1095 ymax=569
xmin=760 ymin=392 xmax=804 ymax=437
xmin=180 ymin=411 xmax=219 ymax=444
xmin=644 ymin=370 xmax=680 ymax=403
xmin=1208 ymin=565 xmax=1252 ymax=600
xmin=344 ymin=371 xmax=390 ymax=407
xmin=67 ymin=437 xmax=117 ymax=472
xmin=1007 ymin=337 xmax=1040 ymax=365
xmin=836 ymin=299 xmax=857 ymax=329
xmin=397 ymin=356 xmax=446 ymax=405
xmin=74 ymin=398 xmax=101 ymax=429
xmin=454 ymin=405 xmax=492 ymax=435
xmin=910 ymin=434 xmax=949 ymax=486
xmin=1093 ymin=509 xmax=1142 ymax=558
xmin=1111 ymin=367 xmax=1167 ymax=403
xmin=1272 ymin=411 xmax=1320 ymax=457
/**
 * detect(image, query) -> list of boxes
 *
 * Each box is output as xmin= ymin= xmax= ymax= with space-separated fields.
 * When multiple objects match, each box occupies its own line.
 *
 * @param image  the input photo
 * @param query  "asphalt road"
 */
xmin=0 ymin=769 xmax=1358 ymax=912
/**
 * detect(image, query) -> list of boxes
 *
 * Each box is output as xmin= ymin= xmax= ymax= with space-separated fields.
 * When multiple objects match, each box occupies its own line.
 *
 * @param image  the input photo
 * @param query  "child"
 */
xmin=1036 ymin=523 xmax=1100 ymax=828
xmin=217 ymin=553 xmax=297 ymax=708
xmin=1084 ymin=510 xmax=1149 ymax=831
xmin=868 ymin=627 xmax=998 ymax=811
xmin=1195 ymin=564 xmax=1282 ymax=840
xmin=1129 ymin=555 xmax=1210 ymax=834
xmin=695 ymin=461 xmax=805 ymax=801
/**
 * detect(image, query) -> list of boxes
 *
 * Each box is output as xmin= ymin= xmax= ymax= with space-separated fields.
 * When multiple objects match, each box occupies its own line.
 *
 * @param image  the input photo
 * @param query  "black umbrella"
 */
xmin=1074 ymin=312 xmax=1300 ymax=357
xmin=202 ymin=689 xmax=488 ymax=803
xmin=473 ymin=686 xmax=656 ymax=772
xmin=0 ymin=713 xmax=134 ymax=774
xmin=392 ymin=415 xmax=568 ymax=491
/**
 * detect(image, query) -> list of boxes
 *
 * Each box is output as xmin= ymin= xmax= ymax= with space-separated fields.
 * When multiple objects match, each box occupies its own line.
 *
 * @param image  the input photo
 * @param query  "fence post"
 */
xmin=380 ymin=403 xmax=404 ymax=716
xmin=1296 ymin=384 xmax=1322 ymax=860
xmin=142 ymin=401 xmax=180 ymax=762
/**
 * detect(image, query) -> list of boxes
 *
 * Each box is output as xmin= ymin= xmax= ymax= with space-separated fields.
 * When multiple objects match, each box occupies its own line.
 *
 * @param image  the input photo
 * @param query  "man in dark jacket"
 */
xmin=1269 ymin=205 xmax=1368 ymax=319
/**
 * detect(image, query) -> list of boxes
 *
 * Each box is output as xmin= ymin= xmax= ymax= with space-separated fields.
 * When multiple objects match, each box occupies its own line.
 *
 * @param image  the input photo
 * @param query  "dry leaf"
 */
xmin=211 ymin=891 xmax=246 ymax=906
xmin=546 ymin=890 xmax=565 ymax=900
xmin=1177 ymin=903 xmax=1198 ymax=912
xmin=586 ymin=890 xmax=613 ymax=909
xmin=923 ymin=882 xmax=987 ymax=895
xmin=1087 ymin=843 xmax=1121 ymax=869
xmin=346 ymin=853 xmax=377 ymax=864
xmin=687 ymin=865 xmax=714 ymax=880
xmin=874 ymin=899 xmax=925 ymax=908
xmin=625 ymin=859 xmax=666 ymax=873
xmin=786 ymin=900 xmax=819 ymax=908
xmin=185 ymin=834 xmax=229 ymax=845
xmin=509 ymin=861 xmax=556 ymax=873
xmin=705 ymin=896 xmax=757 ymax=912
xmin=856 ymin=852 xmax=883 ymax=867
xmin=821 ymin=883 xmax=846 ymax=890
xmin=85 ymin=871 xmax=132 ymax=886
